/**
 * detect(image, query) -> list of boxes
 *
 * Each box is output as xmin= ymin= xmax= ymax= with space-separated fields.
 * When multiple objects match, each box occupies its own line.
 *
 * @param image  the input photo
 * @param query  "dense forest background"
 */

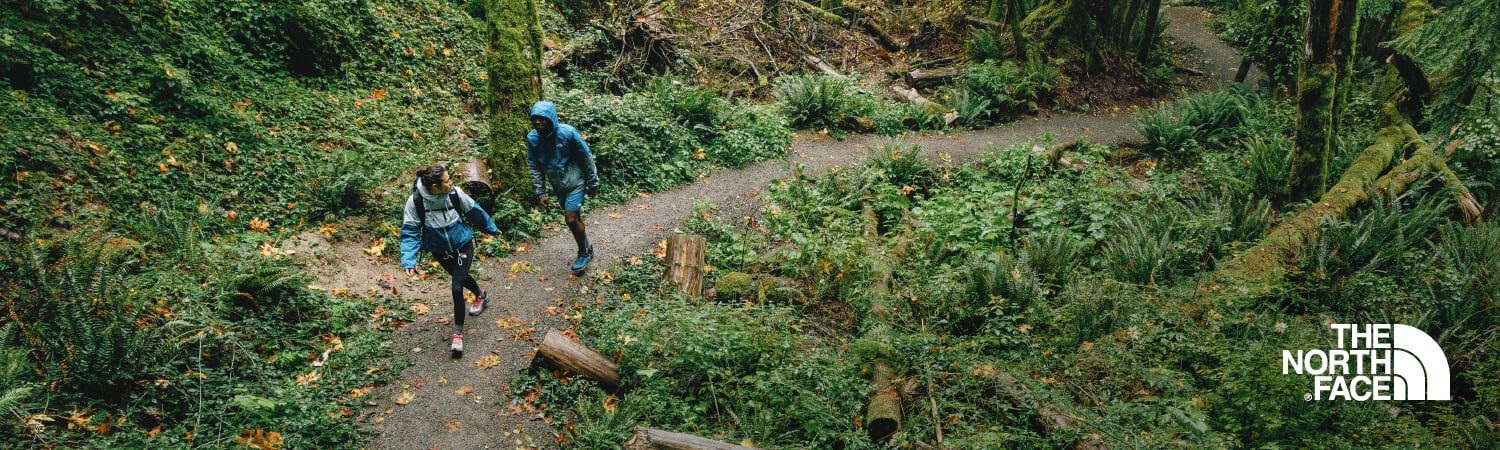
xmin=2 ymin=0 xmax=1497 ymax=448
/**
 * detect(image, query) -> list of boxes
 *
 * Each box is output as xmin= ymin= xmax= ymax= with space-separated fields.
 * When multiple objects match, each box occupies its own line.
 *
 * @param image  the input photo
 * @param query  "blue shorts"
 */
xmin=560 ymin=190 xmax=585 ymax=212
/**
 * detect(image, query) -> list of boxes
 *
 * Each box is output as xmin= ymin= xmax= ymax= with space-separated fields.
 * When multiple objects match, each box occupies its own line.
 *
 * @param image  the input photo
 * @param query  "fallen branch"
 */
xmin=624 ymin=427 xmax=754 ymax=450
xmin=803 ymin=54 xmax=845 ymax=78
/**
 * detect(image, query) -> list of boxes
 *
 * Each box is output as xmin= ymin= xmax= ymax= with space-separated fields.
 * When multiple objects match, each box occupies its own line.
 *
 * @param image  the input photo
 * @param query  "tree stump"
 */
xmin=623 ymin=427 xmax=755 ymax=450
xmin=536 ymin=329 xmax=621 ymax=390
xmin=662 ymin=234 xmax=707 ymax=297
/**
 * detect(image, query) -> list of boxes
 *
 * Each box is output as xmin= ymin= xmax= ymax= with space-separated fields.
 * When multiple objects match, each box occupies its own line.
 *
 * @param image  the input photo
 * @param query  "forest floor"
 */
xmin=281 ymin=6 xmax=1256 ymax=449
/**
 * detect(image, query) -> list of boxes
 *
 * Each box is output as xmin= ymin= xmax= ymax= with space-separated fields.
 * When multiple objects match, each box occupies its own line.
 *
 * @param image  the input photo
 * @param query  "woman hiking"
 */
xmin=398 ymin=163 xmax=502 ymax=357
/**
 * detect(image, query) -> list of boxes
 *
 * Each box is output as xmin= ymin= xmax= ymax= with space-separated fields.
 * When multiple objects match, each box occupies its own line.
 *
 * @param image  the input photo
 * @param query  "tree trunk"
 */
xmin=1288 ymin=0 xmax=1339 ymax=202
xmin=1136 ymin=0 xmax=1161 ymax=64
xmin=485 ymin=0 xmax=545 ymax=202
xmin=536 ymin=329 xmax=622 ymax=390
xmin=1007 ymin=0 xmax=1028 ymax=62
xmin=1330 ymin=0 xmax=1362 ymax=155
xmin=1118 ymin=0 xmax=1141 ymax=52
xmin=624 ymin=427 xmax=754 ymax=450
xmin=661 ymin=234 xmax=707 ymax=297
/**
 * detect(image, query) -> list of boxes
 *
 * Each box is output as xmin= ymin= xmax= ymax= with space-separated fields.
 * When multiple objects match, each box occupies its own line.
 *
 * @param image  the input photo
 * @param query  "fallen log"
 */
xmin=964 ymin=15 xmax=1002 ymax=29
xmin=661 ymin=234 xmax=707 ymax=297
xmin=906 ymin=66 xmax=961 ymax=88
xmin=861 ymin=17 xmax=903 ymax=52
xmin=456 ymin=157 xmax=494 ymax=198
xmin=0 ymin=227 xmax=22 ymax=244
xmin=802 ymin=54 xmax=845 ymax=78
xmin=866 ymin=360 xmax=901 ymax=441
xmin=623 ymin=427 xmax=754 ymax=450
xmin=860 ymin=200 xmax=902 ymax=441
xmin=536 ymin=329 xmax=621 ymax=390
xmin=1219 ymin=103 xmax=1482 ymax=287
xmin=890 ymin=85 xmax=958 ymax=127
xmin=787 ymin=0 xmax=849 ymax=27
xmin=1220 ymin=124 xmax=1408 ymax=287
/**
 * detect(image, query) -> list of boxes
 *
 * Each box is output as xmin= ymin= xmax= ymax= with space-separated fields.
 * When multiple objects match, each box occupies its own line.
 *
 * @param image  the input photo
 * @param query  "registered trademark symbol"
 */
xmin=1304 ymin=393 xmax=1313 ymax=402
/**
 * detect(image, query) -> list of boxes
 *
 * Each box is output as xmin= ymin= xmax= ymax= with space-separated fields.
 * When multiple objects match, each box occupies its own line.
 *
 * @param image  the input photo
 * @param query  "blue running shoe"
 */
xmin=571 ymin=244 xmax=594 ymax=273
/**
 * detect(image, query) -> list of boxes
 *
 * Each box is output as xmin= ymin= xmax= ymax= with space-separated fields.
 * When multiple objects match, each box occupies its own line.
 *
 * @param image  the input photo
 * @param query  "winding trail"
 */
xmin=288 ymin=6 xmax=1254 ymax=449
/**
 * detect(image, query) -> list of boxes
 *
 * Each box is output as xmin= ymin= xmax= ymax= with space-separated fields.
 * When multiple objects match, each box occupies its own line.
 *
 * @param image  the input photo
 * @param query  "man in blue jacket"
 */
xmin=527 ymin=100 xmax=600 ymax=273
xmin=399 ymin=164 xmax=502 ymax=356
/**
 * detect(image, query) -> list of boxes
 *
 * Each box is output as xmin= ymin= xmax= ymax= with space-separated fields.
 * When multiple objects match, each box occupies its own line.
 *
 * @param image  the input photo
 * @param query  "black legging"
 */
xmin=434 ymin=241 xmax=483 ymax=328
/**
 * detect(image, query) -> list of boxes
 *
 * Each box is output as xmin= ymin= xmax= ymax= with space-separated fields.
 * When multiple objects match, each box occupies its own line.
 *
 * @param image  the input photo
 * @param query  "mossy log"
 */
xmin=661 ymin=234 xmax=707 ymax=297
xmin=713 ymin=272 xmax=804 ymax=304
xmin=623 ymin=427 xmax=754 ymax=450
xmin=865 ymin=361 xmax=901 ymax=441
xmin=862 ymin=17 xmax=903 ymax=52
xmin=536 ymin=329 xmax=621 ymax=390
xmin=787 ymin=0 xmax=849 ymax=27
xmin=1220 ymin=105 xmax=1482 ymax=288
xmin=1220 ymin=124 xmax=1407 ymax=288
xmin=860 ymin=200 xmax=901 ymax=441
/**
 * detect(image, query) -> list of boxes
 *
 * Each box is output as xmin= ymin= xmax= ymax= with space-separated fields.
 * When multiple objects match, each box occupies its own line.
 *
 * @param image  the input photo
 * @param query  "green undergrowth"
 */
xmin=0 ymin=211 xmax=415 ymax=447
xmin=522 ymin=87 xmax=1499 ymax=448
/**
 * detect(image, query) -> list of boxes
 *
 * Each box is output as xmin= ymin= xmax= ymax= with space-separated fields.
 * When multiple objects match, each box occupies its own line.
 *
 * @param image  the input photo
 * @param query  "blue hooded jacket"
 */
xmin=526 ymin=101 xmax=599 ymax=199
xmin=397 ymin=180 xmax=500 ymax=269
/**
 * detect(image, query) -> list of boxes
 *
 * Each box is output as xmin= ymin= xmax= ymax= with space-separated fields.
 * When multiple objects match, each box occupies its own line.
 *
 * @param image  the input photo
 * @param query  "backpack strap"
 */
xmin=412 ymin=180 xmax=469 ymax=231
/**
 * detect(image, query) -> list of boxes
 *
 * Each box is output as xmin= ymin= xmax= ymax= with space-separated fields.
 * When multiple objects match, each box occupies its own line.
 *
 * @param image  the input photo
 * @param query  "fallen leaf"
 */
xmin=395 ymin=389 xmax=415 ymax=405
xmin=455 ymin=386 xmax=474 ymax=395
xmin=470 ymin=355 xmax=500 ymax=369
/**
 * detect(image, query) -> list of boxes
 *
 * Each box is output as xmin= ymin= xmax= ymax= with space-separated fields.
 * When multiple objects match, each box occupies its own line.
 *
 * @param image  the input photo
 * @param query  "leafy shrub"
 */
xmin=552 ymin=89 xmax=697 ymax=193
xmin=1430 ymin=221 xmax=1500 ymax=333
xmin=550 ymin=294 xmax=872 ymax=449
xmin=1099 ymin=206 xmax=1186 ymax=285
xmin=959 ymin=60 xmax=1061 ymax=122
xmin=775 ymin=73 xmax=858 ymax=130
xmin=1135 ymin=87 xmax=1266 ymax=167
xmin=1293 ymin=195 xmax=1449 ymax=314
xmin=941 ymin=87 xmax=994 ymax=128
xmin=706 ymin=103 xmax=791 ymax=168
xmin=1022 ymin=229 xmax=1084 ymax=283
xmin=966 ymin=27 xmax=1005 ymax=62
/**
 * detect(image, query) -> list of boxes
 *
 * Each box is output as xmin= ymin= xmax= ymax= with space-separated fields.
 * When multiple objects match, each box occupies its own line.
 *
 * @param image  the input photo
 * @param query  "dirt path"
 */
xmin=285 ymin=7 xmax=1251 ymax=449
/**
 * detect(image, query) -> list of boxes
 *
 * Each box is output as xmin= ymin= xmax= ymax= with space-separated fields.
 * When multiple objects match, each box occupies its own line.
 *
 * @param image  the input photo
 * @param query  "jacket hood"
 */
xmin=530 ymin=101 xmax=559 ymax=134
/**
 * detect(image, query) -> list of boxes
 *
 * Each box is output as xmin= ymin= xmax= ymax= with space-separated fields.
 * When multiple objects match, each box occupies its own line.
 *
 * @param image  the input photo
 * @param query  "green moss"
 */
xmin=483 ymin=0 xmax=544 ymax=201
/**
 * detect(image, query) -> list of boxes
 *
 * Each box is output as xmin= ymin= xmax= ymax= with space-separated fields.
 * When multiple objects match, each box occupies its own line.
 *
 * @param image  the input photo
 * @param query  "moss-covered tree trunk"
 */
xmin=1330 ymin=0 xmax=1361 ymax=155
xmin=485 ymin=0 xmax=544 ymax=202
xmin=1288 ymin=0 xmax=1339 ymax=202
xmin=1135 ymin=0 xmax=1161 ymax=64
xmin=1008 ymin=0 xmax=1029 ymax=63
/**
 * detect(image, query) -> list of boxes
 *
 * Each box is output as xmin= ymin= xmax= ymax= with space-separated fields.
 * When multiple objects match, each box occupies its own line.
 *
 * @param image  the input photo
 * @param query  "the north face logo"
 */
xmin=1281 ymin=324 xmax=1450 ymax=401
